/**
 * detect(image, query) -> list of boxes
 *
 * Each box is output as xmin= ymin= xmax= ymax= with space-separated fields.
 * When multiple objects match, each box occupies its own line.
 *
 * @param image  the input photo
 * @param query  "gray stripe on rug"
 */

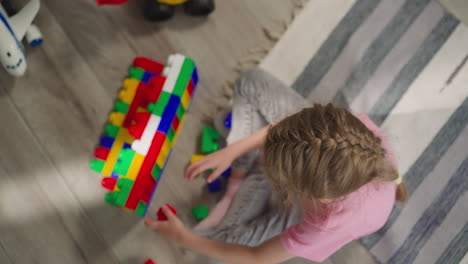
xmin=291 ymin=0 xmax=381 ymax=97
xmin=370 ymin=13 xmax=460 ymax=125
xmin=413 ymin=192 xmax=468 ymax=264
xmin=370 ymin=127 xmax=468 ymax=261
xmin=387 ymin=157 xmax=468 ymax=264
xmin=435 ymin=222 xmax=468 ymax=264
xmin=306 ymin=0 xmax=407 ymax=103
xmin=350 ymin=1 xmax=444 ymax=114
xmin=332 ymin=0 xmax=431 ymax=105
xmin=361 ymin=97 xmax=468 ymax=248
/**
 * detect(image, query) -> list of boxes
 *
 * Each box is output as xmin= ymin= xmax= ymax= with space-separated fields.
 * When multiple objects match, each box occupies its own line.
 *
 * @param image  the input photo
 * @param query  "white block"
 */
xmin=131 ymin=114 xmax=161 ymax=155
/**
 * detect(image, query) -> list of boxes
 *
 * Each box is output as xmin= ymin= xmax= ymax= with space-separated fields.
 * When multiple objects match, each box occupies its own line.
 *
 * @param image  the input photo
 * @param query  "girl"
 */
xmin=145 ymin=68 xmax=406 ymax=263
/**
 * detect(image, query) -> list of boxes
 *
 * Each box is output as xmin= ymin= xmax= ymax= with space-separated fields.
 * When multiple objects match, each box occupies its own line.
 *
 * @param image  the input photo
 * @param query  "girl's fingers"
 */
xmin=188 ymin=162 xmax=212 ymax=181
xmin=162 ymin=204 xmax=176 ymax=220
xmin=144 ymin=217 xmax=161 ymax=229
xmin=184 ymin=163 xmax=197 ymax=179
xmin=185 ymin=160 xmax=204 ymax=179
xmin=207 ymin=167 xmax=224 ymax=183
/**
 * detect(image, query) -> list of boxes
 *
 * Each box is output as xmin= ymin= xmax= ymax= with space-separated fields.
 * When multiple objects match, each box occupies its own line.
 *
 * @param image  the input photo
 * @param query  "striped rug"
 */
xmin=260 ymin=0 xmax=468 ymax=263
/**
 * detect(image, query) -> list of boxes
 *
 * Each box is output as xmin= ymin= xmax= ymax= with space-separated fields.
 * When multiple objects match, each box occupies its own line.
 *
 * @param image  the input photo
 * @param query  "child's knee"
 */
xmin=235 ymin=68 xmax=269 ymax=98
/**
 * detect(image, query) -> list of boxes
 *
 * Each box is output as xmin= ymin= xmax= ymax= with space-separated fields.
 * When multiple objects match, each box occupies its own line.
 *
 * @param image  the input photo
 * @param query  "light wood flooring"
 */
xmin=0 ymin=0 xmax=377 ymax=263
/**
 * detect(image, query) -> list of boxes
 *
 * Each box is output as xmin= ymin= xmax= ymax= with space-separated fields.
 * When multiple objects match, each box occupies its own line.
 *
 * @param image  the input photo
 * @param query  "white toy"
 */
xmin=0 ymin=0 xmax=42 ymax=77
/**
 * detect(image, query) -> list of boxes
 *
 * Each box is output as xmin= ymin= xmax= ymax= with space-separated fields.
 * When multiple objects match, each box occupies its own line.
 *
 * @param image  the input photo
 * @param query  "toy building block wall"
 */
xmin=90 ymin=54 xmax=198 ymax=216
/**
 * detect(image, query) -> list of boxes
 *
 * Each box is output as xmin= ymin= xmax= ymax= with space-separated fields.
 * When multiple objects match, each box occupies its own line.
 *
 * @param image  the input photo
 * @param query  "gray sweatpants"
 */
xmin=199 ymin=68 xmax=311 ymax=254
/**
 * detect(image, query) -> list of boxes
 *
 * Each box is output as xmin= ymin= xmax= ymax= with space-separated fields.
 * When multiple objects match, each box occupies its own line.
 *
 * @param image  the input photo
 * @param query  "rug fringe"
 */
xmin=204 ymin=0 xmax=308 ymax=123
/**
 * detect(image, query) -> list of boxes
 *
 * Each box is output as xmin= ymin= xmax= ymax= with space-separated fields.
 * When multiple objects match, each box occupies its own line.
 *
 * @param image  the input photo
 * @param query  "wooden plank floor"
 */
xmin=0 ymin=0 xmax=376 ymax=263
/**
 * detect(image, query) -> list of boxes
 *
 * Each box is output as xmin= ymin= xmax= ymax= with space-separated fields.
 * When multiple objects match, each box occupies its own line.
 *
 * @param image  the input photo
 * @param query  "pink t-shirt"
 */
xmin=279 ymin=114 xmax=397 ymax=262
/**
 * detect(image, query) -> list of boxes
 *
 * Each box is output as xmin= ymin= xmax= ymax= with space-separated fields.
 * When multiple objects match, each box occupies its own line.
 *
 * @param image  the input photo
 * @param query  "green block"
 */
xmin=114 ymin=101 xmax=130 ymax=113
xmin=117 ymin=178 xmax=134 ymax=189
xmin=167 ymin=127 xmax=175 ymax=142
xmin=104 ymin=124 xmax=120 ymax=137
xmin=105 ymin=192 xmax=118 ymax=206
xmin=90 ymin=159 xmax=105 ymax=173
xmin=176 ymin=104 xmax=185 ymax=120
xmin=152 ymin=165 xmax=161 ymax=181
xmin=129 ymin=67 xmax=145 ymax=80
xmin=191 ymin=205 xmax=209 ymax=220
xmin=115 ymin=178 xmax=134 ymax=206
xmin=173 ymin=59 xmax=195 ymax=97
xmin=148 ymin=91 xmax=171 ymax=116
xmin=201 ymin=126 xmax=220 ymax=154
xmin=135 ymin=201 xmax=147 ymax=216
xmin=114 ymin=149 xmax=135 ymax=176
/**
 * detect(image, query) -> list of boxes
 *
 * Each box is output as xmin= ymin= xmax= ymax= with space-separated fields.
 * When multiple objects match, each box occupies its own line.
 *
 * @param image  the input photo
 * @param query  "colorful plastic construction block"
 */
xmin=221 ymin=167 xmax=231 ymax=178
xmin=207 ymin=178 xmax=222 ymax=193
xmin=224 ymin=112 xmax=232 ymax=129
xmin=201 ymin=126 xmax=220 ymax=154
xmin=191 ymin=205 xmax=209 ymax=220
xmin=90 ymin=55 xmax=198 ymax=216
xmin=157 ymin=204 xmax=177 ymax=221
xmin=144 ymin=259 xmax=156 ymax=264
xmin=191 ymin=154 xmax=205 ymax=164
xmin=190 ymin=126 xmax=232 ymax=192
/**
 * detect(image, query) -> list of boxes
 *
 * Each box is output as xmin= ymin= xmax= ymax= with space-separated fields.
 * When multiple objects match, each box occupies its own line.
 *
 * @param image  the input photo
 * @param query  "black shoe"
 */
xmin=144 ymin=0 xmax=176 ymax=21
xmin=183 ymin=0 xmax=215 ymax=16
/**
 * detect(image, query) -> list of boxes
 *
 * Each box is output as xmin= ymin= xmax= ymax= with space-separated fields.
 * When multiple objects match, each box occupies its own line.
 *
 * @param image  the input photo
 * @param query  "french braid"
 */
xmin=263 ymin=103 xmax=399 ymax=206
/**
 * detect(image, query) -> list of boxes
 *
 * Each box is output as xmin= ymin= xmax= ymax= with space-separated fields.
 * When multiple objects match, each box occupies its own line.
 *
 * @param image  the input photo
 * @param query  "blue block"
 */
xmin=123 ymin=142 xmax=132 ymax=149
xmin=111 ymin=172 xmax=120 ymax=179
xmin=224 ymin=112 xmax=232 ymax=129
xmin=208 ymin=178 xmax=222 ymax=193
xmin=221 ymin=168 xmax=231 ymax=178
xmin=192 ymin=68 xmax=199 ymax=86
xmin=142 ymin=71 xmax=158 ymax=84
xmin=100 ymin=136 xmax=115 ymax=149
xmin=157 ymin=95 xmax=180 ymax=134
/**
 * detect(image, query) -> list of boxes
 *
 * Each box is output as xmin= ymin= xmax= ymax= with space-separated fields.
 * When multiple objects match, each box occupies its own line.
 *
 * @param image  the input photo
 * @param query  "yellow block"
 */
xmin=156 ymin=139 xmax=171 ymax=168
xmin=102 ymin=128 xmax=134 ymax=176
xmin=108 ymin=112 xmax=126 ymax=127
xmin=181 ymin=89 xmax=191 ymax=110
xmin=191 ymin=155 xmax=205 ymax=164
xmin=172 ymin=117 xmax=185 ymax=146
xmin=126 ymin=153 xmax=145 ymax=181
xmin=158 ymin=0 xmax=188 ymax=5
xmin=119 ymin=78 xmax=139 ymax=103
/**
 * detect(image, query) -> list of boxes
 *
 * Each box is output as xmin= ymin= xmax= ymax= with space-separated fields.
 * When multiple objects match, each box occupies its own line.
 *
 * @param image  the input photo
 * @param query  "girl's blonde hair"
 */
xmin=263 ymin=104 xmax=406 ymax=209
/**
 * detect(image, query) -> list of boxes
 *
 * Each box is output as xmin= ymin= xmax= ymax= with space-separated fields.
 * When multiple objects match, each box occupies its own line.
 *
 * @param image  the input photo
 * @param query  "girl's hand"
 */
xmin=184 ymin=147 xmax=236 ymax=183
xmin=144 ymin=205 xmax=190 ymax=245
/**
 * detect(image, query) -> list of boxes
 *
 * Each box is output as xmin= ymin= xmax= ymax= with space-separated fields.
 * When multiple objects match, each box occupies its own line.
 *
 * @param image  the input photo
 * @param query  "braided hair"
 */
xmin=263 ymin=104 xmax=400 ymax=209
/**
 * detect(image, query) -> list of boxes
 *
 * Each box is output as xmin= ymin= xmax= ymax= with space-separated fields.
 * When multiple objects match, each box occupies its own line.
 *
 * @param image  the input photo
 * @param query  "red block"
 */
xmin=96 ymin=0 xmax=128 ymax=5
xmin=157 ymin=204 xmax=177 ymax=221
xmin=129 ymin=112 xmax=151 ymax=139
xmin=172 ymin=116 xmax=180 ymax=132
xmin=187 ymin=80 xmax=195 ymax=96
xmin=125 ymin=132 xmax=166 ymax=210
xmin=123 ymin=81 xmax=150 ymax=128
xmin=133 ymin=57 xmax=164 ymax=75
xmin=94 ymin=147 xmax=110 ymax=160
xmin=146 ymin=76 xmax=165 ymax=102
xmin=101 ymin=177 xmax=117 ymax=191
xmin=144 ymin=259 xmax=156 ymax=264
